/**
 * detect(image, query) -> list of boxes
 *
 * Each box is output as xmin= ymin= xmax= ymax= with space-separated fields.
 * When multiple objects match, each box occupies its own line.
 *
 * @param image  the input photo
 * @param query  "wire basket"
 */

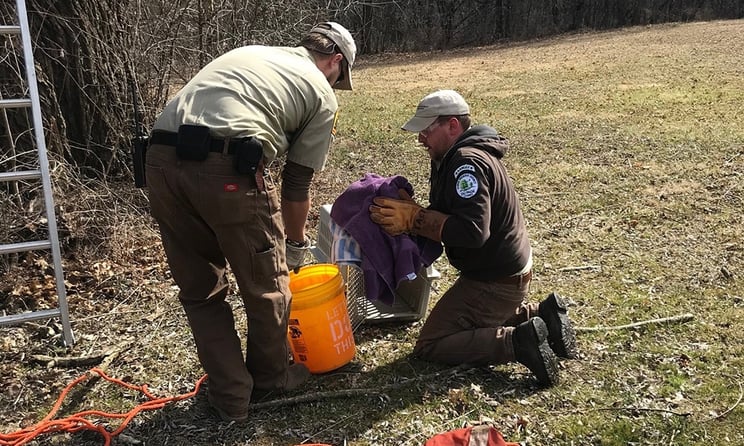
xmin=310 ymin=204 xmax=439 ymax=331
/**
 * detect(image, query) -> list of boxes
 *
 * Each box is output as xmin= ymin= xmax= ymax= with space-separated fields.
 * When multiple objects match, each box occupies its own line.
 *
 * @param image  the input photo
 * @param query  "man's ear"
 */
xmin=333 ymin=52 xmax=343 ymax=66
xmin=445 ymin=116 xmax=460 ymax=133
xmin=320 ymin=53 xmax=342 ymax=72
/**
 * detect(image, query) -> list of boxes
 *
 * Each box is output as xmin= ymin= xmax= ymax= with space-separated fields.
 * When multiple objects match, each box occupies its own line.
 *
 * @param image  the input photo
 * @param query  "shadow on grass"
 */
xmin=42 ymin=321 xmax=547 ymax=446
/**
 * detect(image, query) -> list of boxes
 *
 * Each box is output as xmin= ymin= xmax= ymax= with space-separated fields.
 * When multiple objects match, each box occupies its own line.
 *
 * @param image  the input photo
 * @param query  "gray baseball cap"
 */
xmin=402 ymin=90 xmax=470 ymax=132
xmin=310 ymin=22 xmax=357 ymax=90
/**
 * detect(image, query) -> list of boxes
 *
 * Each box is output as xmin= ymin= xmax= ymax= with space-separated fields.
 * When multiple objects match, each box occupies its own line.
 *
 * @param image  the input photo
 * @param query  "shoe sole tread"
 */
xmin=541 ymin=292 xmax=579 ymax=359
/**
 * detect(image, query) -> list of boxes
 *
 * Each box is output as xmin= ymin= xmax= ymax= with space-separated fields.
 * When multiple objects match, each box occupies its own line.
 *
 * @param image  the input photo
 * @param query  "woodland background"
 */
xmin=0 ymin=0 xmax=742 ymax=185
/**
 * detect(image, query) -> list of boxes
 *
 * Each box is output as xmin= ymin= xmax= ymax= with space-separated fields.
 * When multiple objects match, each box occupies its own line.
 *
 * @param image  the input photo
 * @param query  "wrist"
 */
xmin=286 ymin=237 xmax=309 ymax=248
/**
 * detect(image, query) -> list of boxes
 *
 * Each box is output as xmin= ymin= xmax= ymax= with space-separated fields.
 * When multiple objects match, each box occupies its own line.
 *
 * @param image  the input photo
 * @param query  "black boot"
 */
xmin=251 ymin=363 xmax=311 ymax=402
xmin=512 ymin=317 xmax=559 ymax=387
xmin=538 ymin=292 xmax=578 ymax=359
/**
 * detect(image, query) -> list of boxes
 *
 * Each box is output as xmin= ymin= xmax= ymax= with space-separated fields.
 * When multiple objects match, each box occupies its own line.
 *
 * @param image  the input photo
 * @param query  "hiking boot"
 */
xmin=252 ymin=363 xmax=311 ymax=402
xmin=207 ymin=389 xmax=250 ymax=422
xmin=209 ymin=404 xmax=250 ymax=423
xmin=512 ymin=317 xmax=559 ymax=387
xmin=538 ymin=291 xmax=578 ymax=359
xmin=284 ymin=363 xmax=311 ymax=391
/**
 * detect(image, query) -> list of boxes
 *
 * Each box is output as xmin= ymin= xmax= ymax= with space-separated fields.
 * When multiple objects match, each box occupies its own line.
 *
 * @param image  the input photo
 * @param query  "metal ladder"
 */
xmin=0 ymin=0 xmax=75 ymax=346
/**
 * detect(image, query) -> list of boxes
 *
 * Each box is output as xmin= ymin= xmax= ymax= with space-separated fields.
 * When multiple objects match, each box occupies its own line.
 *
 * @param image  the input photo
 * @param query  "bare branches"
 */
xmin=4 ymin=0 xmax=740 ymax=181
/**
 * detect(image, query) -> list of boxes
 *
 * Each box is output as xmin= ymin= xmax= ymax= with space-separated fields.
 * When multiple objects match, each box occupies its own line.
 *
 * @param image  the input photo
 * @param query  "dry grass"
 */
xmin=1 ymin=20 xmax=743 ymax=445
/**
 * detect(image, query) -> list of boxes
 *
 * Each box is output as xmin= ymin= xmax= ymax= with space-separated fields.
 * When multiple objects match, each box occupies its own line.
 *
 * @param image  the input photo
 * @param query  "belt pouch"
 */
xmin=176 ymin=124 xmax=211 ymax=161
xmin=233 ymin=136 xmax=263 ymax=174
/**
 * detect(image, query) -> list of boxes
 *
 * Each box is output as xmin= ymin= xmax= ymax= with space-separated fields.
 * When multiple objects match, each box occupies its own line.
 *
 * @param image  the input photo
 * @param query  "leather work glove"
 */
xmin=370 ymin=189 xmax=449 ymax=241
xmin=285 ymin=236 xmax=311 ymax=272
xmin=369 ymin=189 xmax=423 ymax=236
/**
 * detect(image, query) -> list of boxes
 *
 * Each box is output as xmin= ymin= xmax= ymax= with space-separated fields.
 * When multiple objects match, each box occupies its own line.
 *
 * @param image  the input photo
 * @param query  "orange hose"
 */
xmin=0 ymin=368 xmax=208 ymax=446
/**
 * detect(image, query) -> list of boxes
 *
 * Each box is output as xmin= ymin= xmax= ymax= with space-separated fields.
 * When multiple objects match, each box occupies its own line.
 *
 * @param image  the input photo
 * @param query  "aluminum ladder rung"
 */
xmin=0 ymin=25 xmax=22 ymax=35
xmin=0 ymin=169 xmax=42 ymax=181
xmin=0 ymin=309 xmax=61 ymax=326
xmin=0 ymin=98 xmax=32 ymax=109
xmin=0 ymin=240 xmax=53 ymax=255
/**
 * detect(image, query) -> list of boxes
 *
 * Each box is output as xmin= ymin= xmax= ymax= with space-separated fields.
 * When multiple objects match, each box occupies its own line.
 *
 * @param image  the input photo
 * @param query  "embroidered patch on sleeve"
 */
xmin=454 ymin=164 xmax=476 ymax=178
xmin=455 ymin=173 xmax=478 ymax=199
xmin=331 ymin=110 xmax=339 ymax=137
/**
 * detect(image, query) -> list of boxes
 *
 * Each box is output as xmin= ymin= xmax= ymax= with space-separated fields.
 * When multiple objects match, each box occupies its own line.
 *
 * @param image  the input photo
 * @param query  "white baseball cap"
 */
xmin=402 ymin=90 xmax=470 ymax=132
xmin=310 ymin=22 xmax=357 ymax=90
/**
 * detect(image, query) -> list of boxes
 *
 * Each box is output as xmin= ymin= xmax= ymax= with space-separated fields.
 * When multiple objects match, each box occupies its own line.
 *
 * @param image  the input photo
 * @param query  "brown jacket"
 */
xmin=429 ymin=125 xmax=531 ymax=280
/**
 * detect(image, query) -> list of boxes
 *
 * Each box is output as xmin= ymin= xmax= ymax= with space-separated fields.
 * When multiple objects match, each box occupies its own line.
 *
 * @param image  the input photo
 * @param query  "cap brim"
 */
xmin=401 ymin=115 xmax=438 ymax=133
xmin=334 ymin=61 xmax=353 ymax=90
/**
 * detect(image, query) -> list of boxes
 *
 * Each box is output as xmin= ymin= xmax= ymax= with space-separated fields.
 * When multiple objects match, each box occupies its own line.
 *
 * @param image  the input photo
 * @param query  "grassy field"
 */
xmin=1 ymin=19 xmax=743 ymax=445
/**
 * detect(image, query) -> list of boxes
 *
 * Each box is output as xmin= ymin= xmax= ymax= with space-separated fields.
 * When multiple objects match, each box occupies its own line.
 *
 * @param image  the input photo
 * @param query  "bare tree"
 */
xmin=1 ymin=0 xmax=741 ymax=182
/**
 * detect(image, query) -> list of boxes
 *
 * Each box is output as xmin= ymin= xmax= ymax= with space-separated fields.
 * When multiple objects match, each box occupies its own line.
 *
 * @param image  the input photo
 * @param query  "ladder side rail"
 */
xmin=14 ymin=0 xmax=75 ymax=346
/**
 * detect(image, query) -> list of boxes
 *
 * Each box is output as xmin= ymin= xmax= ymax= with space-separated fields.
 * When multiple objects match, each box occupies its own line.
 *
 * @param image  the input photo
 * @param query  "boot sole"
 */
xmin=541 ymin=292 xmax=578 ymax=359
xmin=531 ymin=318 xmax=560 ymax=387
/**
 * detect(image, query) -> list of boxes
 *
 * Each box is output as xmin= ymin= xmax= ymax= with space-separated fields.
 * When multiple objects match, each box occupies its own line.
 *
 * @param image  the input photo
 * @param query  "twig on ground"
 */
xmin=594 ymin=406 xmax=691 ymax=417
xmin=558 ymin=265 xmax=601 ymax=272
xmin=32 ymin=306 xmax=166 ymax=370
xmin=31 ymin=353 xmax=107 ymax=367
xmin=250 ymin=364 xmax=471 ymax=410
xmin=30 ymin=340 xmax=132 ymax=372
xmin=96 ymin=340 xmax=134 ymax=373
xmin=575 ymin=313 xmax=694 ymax=332
xmin=708 ymin=380 xmax=743 ymax=421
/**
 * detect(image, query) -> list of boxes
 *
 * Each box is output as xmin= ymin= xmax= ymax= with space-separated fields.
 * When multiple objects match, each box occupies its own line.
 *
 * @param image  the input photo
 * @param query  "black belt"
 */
xmin=149 ymin=130 xmax=242 ymax=154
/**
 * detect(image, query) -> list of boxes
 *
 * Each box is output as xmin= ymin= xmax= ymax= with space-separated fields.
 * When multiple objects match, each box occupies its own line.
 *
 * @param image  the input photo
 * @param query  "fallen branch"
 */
xmin=558 ymin=265 xmax=601 ymax=272
xmin=31 ymin=307 xmax=165 ymax=371
xmin=96 ymin=340 xmax=134 ymax=373
xmin=250 ymin=364 xmax=471 ymax=410
xmin=31 ymin=353 xmax=107 ymax=368
xmin=575 ymin=313 xmax=694 ymax=332
xmin=30 ymin=340 xmax=132 ymax=372
xmin=594 ymin=406 xmax=691 ymax=417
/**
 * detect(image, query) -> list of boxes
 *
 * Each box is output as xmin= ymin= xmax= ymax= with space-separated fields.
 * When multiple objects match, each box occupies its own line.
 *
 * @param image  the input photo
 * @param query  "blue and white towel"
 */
xmin=329 ymin=219 xmax=363 ymax=266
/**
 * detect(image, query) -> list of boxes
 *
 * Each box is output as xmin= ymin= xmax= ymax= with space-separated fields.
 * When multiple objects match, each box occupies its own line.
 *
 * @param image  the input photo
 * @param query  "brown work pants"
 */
xmin=146 ymin=145 xmax=291 ymax=414
xmin=413 ymin=275 xmax=537 ymax=365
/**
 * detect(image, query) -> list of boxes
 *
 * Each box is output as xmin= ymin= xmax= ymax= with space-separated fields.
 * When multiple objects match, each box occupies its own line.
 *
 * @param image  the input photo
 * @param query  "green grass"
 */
xmin=315 ymin=20 xmax=744 ymax=445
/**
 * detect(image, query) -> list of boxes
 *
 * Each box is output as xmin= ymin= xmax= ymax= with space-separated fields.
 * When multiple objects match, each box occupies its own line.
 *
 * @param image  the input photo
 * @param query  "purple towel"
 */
xmin=330 ymin=173 xmax=443 ymax=305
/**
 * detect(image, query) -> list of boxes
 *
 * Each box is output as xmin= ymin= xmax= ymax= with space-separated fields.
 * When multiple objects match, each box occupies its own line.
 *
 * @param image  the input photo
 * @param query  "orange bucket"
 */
xmin=287 ymin=264 xmax=355 ymax=373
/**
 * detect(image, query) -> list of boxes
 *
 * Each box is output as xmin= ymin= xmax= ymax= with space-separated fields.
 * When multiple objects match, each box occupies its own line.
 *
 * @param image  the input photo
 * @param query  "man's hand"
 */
xmin=286 ymin=236 xmax=311 ymax=272
xmin=369 ymin=189 xmax=423 ymax=235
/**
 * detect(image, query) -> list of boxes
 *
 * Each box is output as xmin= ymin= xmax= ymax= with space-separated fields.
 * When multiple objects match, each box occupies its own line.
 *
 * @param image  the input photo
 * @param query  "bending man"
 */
xmin=146 ymin=23 xmax=357 ymax=420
